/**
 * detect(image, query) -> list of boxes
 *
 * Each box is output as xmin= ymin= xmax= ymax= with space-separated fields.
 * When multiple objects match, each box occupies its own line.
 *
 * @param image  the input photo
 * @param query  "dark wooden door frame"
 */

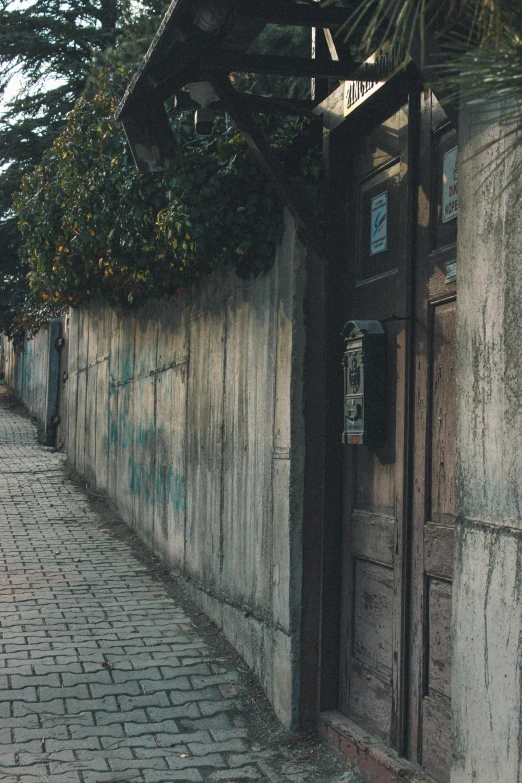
xmin=298 ymin=64 xmax=423 ymax=736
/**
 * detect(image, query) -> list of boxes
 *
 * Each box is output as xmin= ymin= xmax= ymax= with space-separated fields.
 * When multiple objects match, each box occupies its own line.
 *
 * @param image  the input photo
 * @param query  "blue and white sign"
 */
xmin=442 ymin=147 xmax=458 ymax=223
xmin=370 ymin=191 xmax=388 ymax=255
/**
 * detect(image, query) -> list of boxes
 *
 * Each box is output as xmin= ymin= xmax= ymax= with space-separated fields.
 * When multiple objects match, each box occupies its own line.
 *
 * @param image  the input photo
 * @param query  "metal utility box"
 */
xmin=342 ymin=320 xmax=386 ymax=447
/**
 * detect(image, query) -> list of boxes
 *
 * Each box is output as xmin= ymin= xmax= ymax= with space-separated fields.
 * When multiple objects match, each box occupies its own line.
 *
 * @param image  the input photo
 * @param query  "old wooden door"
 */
xmin=338 ymin=88 xmax=457 ymax=782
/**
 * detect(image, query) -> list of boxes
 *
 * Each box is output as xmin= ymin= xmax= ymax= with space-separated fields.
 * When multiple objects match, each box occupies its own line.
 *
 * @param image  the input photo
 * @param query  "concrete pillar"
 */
xmin=453 ymin=98 xmax=522 ymax=782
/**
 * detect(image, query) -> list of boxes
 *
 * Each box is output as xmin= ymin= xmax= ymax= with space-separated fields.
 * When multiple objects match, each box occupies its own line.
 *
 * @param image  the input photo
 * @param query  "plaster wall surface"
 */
xmin=3 ymin=320 xmax=60 ymax=444
xmin=63 ymin=212 xmax=306 ymax=727
xmin=453 ymin=99 xmax=522 ymax=782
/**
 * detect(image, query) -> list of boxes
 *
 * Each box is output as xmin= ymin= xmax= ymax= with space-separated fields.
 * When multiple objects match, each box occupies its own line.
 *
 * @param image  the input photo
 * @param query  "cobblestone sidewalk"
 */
xmin=0 ymin=387 xmax=351 ymax=783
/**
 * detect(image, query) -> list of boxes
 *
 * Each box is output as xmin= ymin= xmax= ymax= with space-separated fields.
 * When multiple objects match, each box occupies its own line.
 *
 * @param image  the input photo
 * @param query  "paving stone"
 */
xmin=187 ymin=739 xmax=248 ymax=756
xmin=40 ymin=683 xmax=91 ymax=700
xmin=82 ymin=771 xmax=142 ymax=783
xmin=66 ymin=694 xmax=118 ymax=713
xmin=108 ymin=756 xmax=169 ymax=772
xmin=61 ymin=669 xmax=113 ymax=687
xmin=111 ymin=666 xmax=163 ymax=683
xmin=18 ymin=748 xmax=77 ymax=765
xmin=8 ymin=738 xmax=46 ymax=755
xmin=167 ymin=752 xmax=226 ymax=770
xmin=118 ymin=690 xmax=171 ymax=710
xmin=89 ymin=679 xmax=141 ymax=698
xmin=142 ymin=771 xmax=203 ymax=783
xmin=0 ymin=726 xmax=12 ymax=743
xmin=96 ymin=706 xmax=148 ymax=725
xmin=124 ymin=719 xmax=180 ymax=736
xmin=37 ymin=774 xmax=84 ymax=783
xmin=0 ymin=685 xmax=38 ymax=702
xmin=168 ymin=686 xmax=219 ymax=706
xmin=180 ymin=713 xmax=233 ymax=732
xmin=190 ymin=672 xmax=239 ymax=689
xmin=0 ymin=764 xmax=50 ymax=779
xmin=68 ymin=723 xmax=125 ymax=740
xmin=0 ymin=388 xmax=345 ymax=783
xmin=198 ymin=698 xmax=239 ymax=716
xmin=45 ymin=735 xmax=102 ymax=752
xmin=210 ymin=728 xmax=250 ymax=741
xmin=209 ymin=767 xmax=262 ymax=781
xmin=146 ymin=703 xmax=200 ymax=722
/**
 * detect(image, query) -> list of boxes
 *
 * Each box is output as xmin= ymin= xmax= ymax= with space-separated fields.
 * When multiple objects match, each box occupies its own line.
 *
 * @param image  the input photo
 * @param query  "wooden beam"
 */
xmin=202 ymin=51 xmax=358 ymax=80
xmin=323 ymin=29 xmax=340 ymax=62
xmin=238 ymin=2 xmax=354 ymax=29
xmin=209 ymin=74 xmax=322 ymax=251
xmin=311 ymin=26 xmax=331 ymax=104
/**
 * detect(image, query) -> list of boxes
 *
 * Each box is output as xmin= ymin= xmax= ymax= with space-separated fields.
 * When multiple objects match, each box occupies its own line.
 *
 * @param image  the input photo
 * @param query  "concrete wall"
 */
xmin=3 ymin=320 xmax=61 ymax=444
xmin=64 ymin=212 xmax=307 ymax=727
xmin=453 ymin=99 xmax=522 ymax=782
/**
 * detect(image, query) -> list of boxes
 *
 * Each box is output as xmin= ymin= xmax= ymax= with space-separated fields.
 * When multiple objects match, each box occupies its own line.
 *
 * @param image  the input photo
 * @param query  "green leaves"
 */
xmin=14 ymin=71 xmax=317 ymax=314
xmin=0 ymin=0 xmax=170 ymax=343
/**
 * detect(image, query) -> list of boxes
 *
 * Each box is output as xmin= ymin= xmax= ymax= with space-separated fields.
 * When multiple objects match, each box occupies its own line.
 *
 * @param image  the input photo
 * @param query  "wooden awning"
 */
xmin=115 ymin=0 xmax=362 ymax=173
xmin=116 ymin=0 xmax=455 ymax=241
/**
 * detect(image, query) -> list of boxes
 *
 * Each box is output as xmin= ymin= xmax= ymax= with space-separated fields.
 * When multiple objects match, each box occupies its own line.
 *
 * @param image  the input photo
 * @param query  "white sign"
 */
xmin=370 ymin=192 xmax=388 ymax=255
xmin=442 ymin=147 xmax=458 ymax=223
xmin=445 ymin=259 xmax=457 ymax=283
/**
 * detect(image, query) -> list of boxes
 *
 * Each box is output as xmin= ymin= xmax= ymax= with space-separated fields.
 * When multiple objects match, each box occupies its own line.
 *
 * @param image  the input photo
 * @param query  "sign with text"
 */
xmin=344 ymin=41 xmax=409 ymax=117
xmin=370 ymin=192 xmax=388 ymax=255
xmin=442 ymin=147 xmax=458 ymax=223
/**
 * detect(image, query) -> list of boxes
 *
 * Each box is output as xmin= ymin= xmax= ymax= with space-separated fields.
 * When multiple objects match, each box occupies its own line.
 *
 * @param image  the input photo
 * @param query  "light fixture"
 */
xmin=187 ymin=81 xmax=220 ymax=135
xmin=191 ymin=0 xmax=228 ymax=34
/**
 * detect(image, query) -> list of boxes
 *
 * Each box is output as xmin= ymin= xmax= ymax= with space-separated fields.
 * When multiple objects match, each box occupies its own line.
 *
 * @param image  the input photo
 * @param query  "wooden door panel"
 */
xmin=421 ymin=692 xmax=452 ymax=780
xmin=352 ymin=558 xmax=394 ymax=669
xmin=349 ymin=659 xmax=393 ymax=741
xmin=427 ymin=577 xmax=452 ymax=699
xmin=355 ymin=451 xmax=396 ymax=515
xmin=351 ymin=512 xmax=395 ymax=565
xmin=334 ymin=87 xmax=457 ymax=781
xmin=430 ymin=301 xmax=456 ymax=526
xmin=422 ymin=299 xmax=455 ymax=776
xmin=424 ymin=525 xmax=454 ymax=579
xmin=408 ymin=93 xmax=457 ymax=782
xmin=340 ymin=104 xmax=409 ymax=750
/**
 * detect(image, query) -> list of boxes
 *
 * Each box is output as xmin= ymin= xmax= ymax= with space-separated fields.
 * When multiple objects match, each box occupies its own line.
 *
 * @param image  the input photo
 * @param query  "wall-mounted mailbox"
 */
xmin=342 ymin=320 xmax=386 ymax=447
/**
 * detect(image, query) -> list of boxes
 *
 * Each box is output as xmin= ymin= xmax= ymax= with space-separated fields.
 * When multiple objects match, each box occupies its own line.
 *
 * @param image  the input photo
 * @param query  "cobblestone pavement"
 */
xmin=0 ymin=387 xmax=352 ymax=783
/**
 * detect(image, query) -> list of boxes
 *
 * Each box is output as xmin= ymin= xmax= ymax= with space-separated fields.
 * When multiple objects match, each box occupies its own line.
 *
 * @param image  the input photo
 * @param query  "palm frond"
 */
xmin=334 ymin=0 xmax=522 ymax=197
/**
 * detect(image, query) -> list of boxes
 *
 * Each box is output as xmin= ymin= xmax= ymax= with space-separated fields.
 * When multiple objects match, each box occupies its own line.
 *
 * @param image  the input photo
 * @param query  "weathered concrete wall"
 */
xmin=3 ymin=320 xmax=61 ymax=444
xmin=64 ymin=212 xmax=306 ymax=727
xmin=453 ymin=99 xmax=522 ymax=782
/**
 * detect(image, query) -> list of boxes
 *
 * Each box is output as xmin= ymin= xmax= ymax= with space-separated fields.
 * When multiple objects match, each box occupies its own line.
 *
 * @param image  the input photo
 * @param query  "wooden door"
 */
xmin=339 ymin=102 xmax=411 ymax=749
xmin=338 ymin=88 xmax=457 ymax=782
xmin=407 ymin=92 xmax=457 ymax=782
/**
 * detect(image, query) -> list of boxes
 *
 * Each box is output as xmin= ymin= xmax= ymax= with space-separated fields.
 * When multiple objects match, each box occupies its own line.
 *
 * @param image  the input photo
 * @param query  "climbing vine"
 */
xmin=14 ymin=69 xmax=321 ymax=317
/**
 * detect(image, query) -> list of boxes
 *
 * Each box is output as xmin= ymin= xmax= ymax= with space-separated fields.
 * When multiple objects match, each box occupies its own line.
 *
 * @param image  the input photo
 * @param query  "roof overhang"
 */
xmin=116 ymin=0 xmax=363 ymax=174
xmin=116 ymin=0 xmax=456 ymax=243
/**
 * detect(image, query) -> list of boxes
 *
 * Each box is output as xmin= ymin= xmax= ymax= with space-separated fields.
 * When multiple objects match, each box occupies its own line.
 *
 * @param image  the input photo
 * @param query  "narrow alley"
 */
xmin=0 ymin=387 xmax=350 ymax=783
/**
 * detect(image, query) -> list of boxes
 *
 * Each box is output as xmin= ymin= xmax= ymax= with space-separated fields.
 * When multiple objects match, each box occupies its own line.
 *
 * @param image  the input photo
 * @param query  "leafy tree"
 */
xmin=0 ymin=0 xmax=167 ymax=339
xmin=14 ymin=70 xmax=317 ymax=313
